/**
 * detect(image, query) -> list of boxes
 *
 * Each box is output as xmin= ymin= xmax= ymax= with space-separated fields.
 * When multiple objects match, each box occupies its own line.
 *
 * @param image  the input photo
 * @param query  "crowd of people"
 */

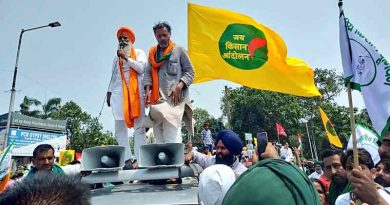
xmin=1 ymin=20 xmax=390 ymax=205
xmin=2 ymin=127 xmax=390 ymax=205
xmin=192 ymin=127 xmax=390 ymax=205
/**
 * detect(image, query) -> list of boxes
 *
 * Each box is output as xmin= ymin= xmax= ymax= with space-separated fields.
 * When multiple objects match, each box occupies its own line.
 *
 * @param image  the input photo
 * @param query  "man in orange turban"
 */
xmin=107 ymin=26 xmax=146 ymax=167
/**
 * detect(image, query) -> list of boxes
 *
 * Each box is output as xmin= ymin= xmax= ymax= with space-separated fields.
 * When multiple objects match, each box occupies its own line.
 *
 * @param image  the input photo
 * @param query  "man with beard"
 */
xmin=185 ymin=130 xmax=247 ymax=176
xmin=335 ymin=149 xmax=390 ymax=205
xmin=379 ymin=129 xmax=390 ymax=160
xmin=107 ymin=26 xmax=146 ymax=167
xmin=375 ymin=159 xmax=390 ymax=187
xmin=321 ymin=149 xmax=351 ymax=205
xmin=27 ymin=144 xmax=64 ymax=176
xmin=143 ymin=22 xmax=194 ymax=143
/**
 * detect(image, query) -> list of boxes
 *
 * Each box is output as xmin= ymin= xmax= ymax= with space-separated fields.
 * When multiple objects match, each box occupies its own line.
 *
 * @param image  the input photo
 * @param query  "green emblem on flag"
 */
xmin=219 ymin=24 xmax=268 ymax=70
xmin=326 ymin=121 xmax=337 ymax=136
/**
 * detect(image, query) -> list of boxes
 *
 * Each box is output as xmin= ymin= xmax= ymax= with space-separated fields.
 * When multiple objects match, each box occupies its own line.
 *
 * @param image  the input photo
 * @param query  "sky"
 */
xmin=0 ymin=0 xmax=389 ymax=133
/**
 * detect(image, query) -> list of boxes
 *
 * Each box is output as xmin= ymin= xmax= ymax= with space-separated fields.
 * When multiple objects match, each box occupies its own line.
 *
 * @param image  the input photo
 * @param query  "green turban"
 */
xmin=222 ymin=159 xmax=321 ymax=205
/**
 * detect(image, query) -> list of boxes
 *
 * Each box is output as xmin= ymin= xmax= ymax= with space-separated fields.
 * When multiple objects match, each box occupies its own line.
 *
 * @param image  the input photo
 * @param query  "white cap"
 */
xmin=198 ymin=164 xmax=236 ymax=205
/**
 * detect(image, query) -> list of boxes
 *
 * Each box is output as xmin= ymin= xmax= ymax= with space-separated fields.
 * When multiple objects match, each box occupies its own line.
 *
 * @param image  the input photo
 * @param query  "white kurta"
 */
xmin=335 ymin=186 xmax=390 ymax=205
xmin=193 ymin=151 xmax=247 ymax=176
xmin=108 ymin=48 xmax=147 ymax=161
xmin=199 ymin=165 xmax=236 ymax=205
xmin=108 ymin=49 xmax=146 ymax=119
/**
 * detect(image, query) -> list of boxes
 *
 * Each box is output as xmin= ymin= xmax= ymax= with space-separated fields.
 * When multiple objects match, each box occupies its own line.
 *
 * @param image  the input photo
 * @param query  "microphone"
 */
xmin=118 ymin=42 xmax=125 ymax=60
xmin=119 ymin=40 xmax=126 ymax=50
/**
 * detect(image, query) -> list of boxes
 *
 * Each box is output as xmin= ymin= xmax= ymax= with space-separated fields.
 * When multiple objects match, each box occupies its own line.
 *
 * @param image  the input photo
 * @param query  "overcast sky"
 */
xmin=1 ymin=0 xmax=389 ymax=133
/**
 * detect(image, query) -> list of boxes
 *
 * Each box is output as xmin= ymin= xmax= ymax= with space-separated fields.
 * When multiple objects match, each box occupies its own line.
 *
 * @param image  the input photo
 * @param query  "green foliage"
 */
xmin=51 ymin=101 xmax=116 ymax=152
xmin=20 ymin=96 xmax=42 ymax=117
xmin=19 ymin=96 xmax=61 ymax=119
xmin=19 ymin=98 xmax=116 ymax=152
xmin=221 ymin=68 xmax=374 ymax=160
xmin=182 ymin=108 xmax=224 ymax=149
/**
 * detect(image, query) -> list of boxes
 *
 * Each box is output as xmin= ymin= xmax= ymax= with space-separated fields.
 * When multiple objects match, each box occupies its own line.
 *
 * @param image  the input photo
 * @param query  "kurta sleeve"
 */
xmin=123 ymin=49 xmax=147 ymax=74
xmin=143 ymin=62 xmax=153 ymax=88
xmin=108 ymin=57 xmax=118 ymax=92
xmin=193 ymin=150 xmax=214 ymax=169
xmin=179 ymin=47 xmax=194 ymax=87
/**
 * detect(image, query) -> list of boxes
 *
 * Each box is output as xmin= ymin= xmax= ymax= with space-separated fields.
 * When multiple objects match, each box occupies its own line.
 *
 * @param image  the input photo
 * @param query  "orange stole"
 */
xmin=0 ymin=172 xmax=10 ymax=193
xmin=119 ymin=48 xmax=141 ymax=128
xmin=147 ymin=41 xmax=175 ymax=104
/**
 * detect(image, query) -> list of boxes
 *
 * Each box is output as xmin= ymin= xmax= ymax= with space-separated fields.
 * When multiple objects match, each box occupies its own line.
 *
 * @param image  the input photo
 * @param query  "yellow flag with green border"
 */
xmin=188 ymin=3 xmax=321 ymax=97
xmin=319 ymin=107 xmax=342 ymax=148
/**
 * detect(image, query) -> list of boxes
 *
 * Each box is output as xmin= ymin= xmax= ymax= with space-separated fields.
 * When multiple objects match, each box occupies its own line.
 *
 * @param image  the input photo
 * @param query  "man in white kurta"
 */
xmin=107 ymin=26 xmax=146 ymax=164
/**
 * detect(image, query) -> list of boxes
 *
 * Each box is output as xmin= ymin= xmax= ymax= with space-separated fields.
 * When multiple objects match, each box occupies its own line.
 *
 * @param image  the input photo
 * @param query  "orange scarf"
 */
xmin=147 ymin=41 xmax=175 ymax=104
xmin=0 ymin=172 xmax=10 ymax=193
xmin=119 ymin=48 xmax=141 ymax=128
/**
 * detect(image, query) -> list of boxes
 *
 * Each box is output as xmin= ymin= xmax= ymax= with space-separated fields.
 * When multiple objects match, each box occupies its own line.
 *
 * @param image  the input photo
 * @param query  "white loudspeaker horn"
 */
xmin=138 ymin=143 xmax=184 ymax=169
xmin=80 ymin=145 xmax=125 ymax=172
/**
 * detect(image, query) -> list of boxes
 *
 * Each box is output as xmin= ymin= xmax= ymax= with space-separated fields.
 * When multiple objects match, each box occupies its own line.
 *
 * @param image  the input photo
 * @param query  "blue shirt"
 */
xmin=201 ymin=129 xmax=212 ymax=145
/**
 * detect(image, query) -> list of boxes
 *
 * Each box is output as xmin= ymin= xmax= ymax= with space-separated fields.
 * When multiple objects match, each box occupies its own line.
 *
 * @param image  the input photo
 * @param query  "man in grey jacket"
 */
xmin=144 ymin=22 xmax=194 ymax=143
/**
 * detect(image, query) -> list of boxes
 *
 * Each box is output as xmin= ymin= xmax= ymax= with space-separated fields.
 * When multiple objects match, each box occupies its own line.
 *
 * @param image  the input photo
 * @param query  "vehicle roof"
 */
xmin=90 ymin=178 xmax=199 ymax=205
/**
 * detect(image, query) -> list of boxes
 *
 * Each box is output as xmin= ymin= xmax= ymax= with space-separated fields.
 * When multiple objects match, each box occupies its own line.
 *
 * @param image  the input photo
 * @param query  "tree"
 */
xmin=51 ymin=101 xmax=116 ymax=152
xmin=19 ymin=96 xmax=61 ymax=119
xmin=181 ymin=108 xmax=224 ymax=149
xmin=20 ymin=96 xmax=41 ymax=118
xmin=221 ymin=68 xmax=367 ymax=160
xmin=41 ymin=97 xmax=61 ymax=119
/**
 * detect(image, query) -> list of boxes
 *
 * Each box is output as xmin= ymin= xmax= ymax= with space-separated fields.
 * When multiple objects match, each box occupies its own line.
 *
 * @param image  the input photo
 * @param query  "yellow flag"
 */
xmin=319 ymin=107 xmax=342 ymax=148
xmin=59 ymin=150 xmax=75 ymax=166
xmin=188 ymin=3 xmax=321 ymax=97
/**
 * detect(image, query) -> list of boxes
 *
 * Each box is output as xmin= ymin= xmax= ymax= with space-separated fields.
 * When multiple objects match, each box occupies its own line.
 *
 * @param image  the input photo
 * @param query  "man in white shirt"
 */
xmin=309 ymin=161 xmax=324 ymax=180
xmin=107 ymin=26 xmax=147 ymax=166
xmin=280 ymin=142 xmax=294 ymax=162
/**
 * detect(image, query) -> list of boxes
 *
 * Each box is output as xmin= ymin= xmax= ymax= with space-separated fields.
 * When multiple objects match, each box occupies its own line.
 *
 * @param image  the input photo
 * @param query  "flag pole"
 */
xmin=347 ymin=84 xmax=359 ymax=168
xmin=305 ymin=121 xmax=315 ymax=160
xmin=224 ymin=86 xmax=231 ymax=129
xmin=340 ymin=0 xmax=359 ymax=168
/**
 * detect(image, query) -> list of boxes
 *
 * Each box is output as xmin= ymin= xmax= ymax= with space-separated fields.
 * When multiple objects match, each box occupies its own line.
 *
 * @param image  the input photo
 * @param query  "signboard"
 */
xmin=6 ymin=128 xmax=66 ymax=157
xmin=244 ymin=133 xmax=253 ymax=141
xmin=0 ymin=112 xmax=67 ymax=132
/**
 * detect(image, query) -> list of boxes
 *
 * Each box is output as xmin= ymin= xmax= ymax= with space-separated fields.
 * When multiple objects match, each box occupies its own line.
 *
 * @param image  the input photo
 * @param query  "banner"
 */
xmin=6 ymin=128 xmax=66 ymax=157
xmin=59 ymin=150 xmax=75 ymax=166
xmin=339 ymin=3 xmax=390 ymax=138
xmin=347 ymin=124 xmax=380 ymax=165
xmin=319 ymin=107 xmax=342 ymax=148
xmin=0 ymin=143 xmax=13 ymax=192
xmin=244 ymin=133 xmax=253 ymax=141
xmin=188 ymin=3 xmax=321 ymax=97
